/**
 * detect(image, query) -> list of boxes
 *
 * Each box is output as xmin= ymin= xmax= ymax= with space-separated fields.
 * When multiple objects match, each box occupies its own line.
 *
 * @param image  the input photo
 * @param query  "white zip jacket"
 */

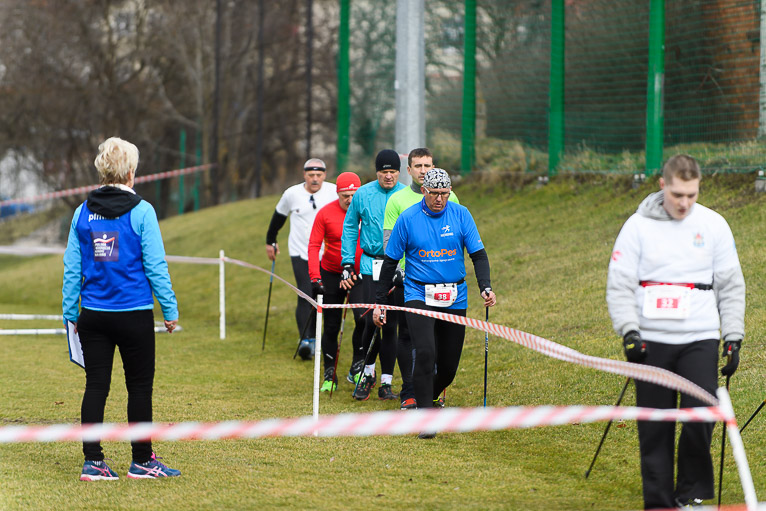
xmin=606 ymin=191 xmax=745 ymax=344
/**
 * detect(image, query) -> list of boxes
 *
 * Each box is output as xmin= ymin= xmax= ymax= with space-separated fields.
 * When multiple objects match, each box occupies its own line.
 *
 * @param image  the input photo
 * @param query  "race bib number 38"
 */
xmin=92 ymin=231 xmax=119 ymax=261
xmin=425 ymin=283 xmax=458 ymax=307
xmin=642 ymin=285 xmax=691 ymax=319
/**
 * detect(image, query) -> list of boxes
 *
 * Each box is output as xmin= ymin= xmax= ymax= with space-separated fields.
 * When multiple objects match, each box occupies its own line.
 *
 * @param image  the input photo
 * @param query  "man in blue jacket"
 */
xmin=340 ymin=149 xmax=405 ymax=400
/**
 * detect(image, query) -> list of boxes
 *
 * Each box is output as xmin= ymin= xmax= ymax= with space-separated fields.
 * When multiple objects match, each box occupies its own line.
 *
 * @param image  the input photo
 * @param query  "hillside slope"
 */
xmin=1 ymin=175 xmax=764 ymax=510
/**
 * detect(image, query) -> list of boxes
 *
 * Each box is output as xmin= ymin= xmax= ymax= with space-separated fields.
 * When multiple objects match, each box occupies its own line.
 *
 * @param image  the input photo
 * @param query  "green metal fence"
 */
xmin=342 ymin=0 xmax=765 ymax=176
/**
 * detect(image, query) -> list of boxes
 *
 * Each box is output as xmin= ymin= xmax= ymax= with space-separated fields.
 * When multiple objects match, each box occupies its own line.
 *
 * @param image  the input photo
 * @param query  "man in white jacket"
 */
xmin=606 ymin=154 xmax=745 ymax=510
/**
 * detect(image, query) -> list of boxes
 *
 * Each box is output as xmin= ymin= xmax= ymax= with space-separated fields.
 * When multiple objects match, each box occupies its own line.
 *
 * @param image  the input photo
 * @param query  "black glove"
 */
xmin=341 ymin=264 xmax=356 ymax=283
xmin=311 ymin=279 xmax=324 ymax=298
xmin=622 ymin=330 xmax=647 ymax=363
xmin=393 ymin=267 xmax=404 ymax=288
xmin=720 ymin=339 xmax=741 ymax=376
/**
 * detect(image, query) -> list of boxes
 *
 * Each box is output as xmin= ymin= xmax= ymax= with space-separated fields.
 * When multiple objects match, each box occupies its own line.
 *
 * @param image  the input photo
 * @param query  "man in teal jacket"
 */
xmin=340 ymin=149 xmax=404 ymax=400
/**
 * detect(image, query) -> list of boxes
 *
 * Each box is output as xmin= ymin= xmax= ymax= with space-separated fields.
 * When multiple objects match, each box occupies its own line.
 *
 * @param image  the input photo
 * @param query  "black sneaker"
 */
xmin=674 ymin=498 xmax=704 ymax=509
xmin=433 ymin=395 xmax=445 ymax=408
xmin=297 ymin=339 xmax=314 ymax=361
xmin=418 ymin=432 xmax=437 ymax=439
xmin=353 ymin=373 xmax=374 ymax=401
xmin=378 ymin=384 xmax=398 ymax=400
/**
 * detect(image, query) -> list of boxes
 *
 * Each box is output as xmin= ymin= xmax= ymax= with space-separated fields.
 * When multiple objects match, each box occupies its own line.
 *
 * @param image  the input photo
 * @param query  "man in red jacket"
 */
xmin=308 ymin=172 xmax=365 ymax=391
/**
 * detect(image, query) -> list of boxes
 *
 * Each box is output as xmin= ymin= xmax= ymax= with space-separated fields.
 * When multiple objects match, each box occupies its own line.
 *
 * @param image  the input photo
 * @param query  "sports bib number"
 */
xmin=372 ymin=259 xmax=383 ymax=281
xmin=425 ymin=283 xmax=458 ymax=307
xmin=642 ymin=285 xmax=691 ymax=319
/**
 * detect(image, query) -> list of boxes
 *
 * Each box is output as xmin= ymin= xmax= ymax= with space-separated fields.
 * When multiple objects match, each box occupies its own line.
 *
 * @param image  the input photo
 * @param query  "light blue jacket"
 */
xmin=341 ymin=180 xmax=405 ymax=275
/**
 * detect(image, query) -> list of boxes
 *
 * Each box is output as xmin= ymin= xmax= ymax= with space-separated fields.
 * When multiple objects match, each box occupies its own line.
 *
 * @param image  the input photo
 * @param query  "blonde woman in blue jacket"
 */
xmin=63 ymin=137 xmax=180 ymax=481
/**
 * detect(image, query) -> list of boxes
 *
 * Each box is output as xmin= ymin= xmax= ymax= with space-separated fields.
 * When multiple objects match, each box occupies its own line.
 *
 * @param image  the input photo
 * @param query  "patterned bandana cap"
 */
xmin=422 ymin=168 xmax=451 ymax=189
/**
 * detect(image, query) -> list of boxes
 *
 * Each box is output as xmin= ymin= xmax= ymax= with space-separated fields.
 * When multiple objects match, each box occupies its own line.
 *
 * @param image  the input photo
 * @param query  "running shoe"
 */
xmin=418 ymin=432 xmax=437 ymax=440
xmin=433 ymin=395 xmax=445 ymax=408
xmin=80 ymin=460 xmax=119 ymax=481
xmin=674 ymin=498 xmax=704 ymax=508
xmin=400 ymin=398 xmax=417 ymax=410
xmin=320 ymin=379 xmax=337 ymax=392
xmin=378 ymin=383 xmax=398 ymax=400
xmin=297 ymin=339 xmax=314 ymax=361
xmin=127 ymin=453 xmax=181 ymax=479
xmin=320 ymin=367 xmax=337 ymax=392
xmin=352 ymin=373 xmax=375 ymax=401
xmin=346 ymin=360 xmax=364 ymax=383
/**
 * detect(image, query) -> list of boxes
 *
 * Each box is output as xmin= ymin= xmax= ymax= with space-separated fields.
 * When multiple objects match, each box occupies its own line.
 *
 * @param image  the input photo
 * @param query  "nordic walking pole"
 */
xmin=718 ymin=371 xmax=732 ymax=508
xmin=739 ymin=399 xmax=766 ymax=433
xmin=261 ymin=250 xmax=277 ymax=351
xmin=483 ymin=306 xmax=489 ymax=407
xmin=585 ymin=377 xmax=631 ymax=479
xmin=329 ymin=296 xmax=349 ymax=398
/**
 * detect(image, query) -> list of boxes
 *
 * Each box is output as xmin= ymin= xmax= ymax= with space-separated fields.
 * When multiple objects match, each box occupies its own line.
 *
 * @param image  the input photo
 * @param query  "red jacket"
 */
xmin=308 ymin=200 xmax=362 ymax=281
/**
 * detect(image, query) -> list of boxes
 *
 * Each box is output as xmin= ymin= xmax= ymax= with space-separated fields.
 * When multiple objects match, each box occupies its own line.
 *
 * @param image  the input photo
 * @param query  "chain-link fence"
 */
xmin=348 ymin=1 xmax=764 ymax=175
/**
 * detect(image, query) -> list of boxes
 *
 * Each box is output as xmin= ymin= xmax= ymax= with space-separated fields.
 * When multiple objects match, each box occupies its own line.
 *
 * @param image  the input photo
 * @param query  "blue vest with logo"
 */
xmin=76 ymin=201 xmax=153 ymax=310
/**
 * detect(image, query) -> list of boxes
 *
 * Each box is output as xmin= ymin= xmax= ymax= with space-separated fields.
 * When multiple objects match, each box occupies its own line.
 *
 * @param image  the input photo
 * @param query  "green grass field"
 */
xmin=1 ymin=175 xmax=765 ymax=510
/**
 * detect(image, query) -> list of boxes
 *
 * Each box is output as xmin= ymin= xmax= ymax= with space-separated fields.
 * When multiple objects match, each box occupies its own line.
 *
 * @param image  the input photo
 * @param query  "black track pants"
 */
xmin=634 ymin=339 xmax=718 ymax=510
xmin=319 ymin=267 xmax=364 ymax=376
xmin=405 ymin=300 xmax=466 ymax=408
xmin=360 ymin=275 xmax=396 ymax=375
xmin=78 ymin=308 xmax=155 ymax=463
xmin=291 ymin=256 xmax=315 ymax=339
xmin=347 ymin=281 xmax=365 ymax=372
xmin=395 ymin=286 xmax=414 ymax=399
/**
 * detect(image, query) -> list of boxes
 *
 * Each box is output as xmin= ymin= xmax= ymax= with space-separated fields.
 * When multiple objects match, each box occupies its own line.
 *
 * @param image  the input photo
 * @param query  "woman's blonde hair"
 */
xmin=94 ymin=137 xmax=139 ymax=185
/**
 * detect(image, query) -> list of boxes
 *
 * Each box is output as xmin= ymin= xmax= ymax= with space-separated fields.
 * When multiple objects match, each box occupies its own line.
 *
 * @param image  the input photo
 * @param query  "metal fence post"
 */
xmin=645 ymin=0 xmax=665 ymax=176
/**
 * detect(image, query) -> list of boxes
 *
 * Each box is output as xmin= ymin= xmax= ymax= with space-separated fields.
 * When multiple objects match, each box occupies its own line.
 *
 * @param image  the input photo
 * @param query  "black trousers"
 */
xmin=78 ymin=308 xmax=155 ymax=463
xmin=320 ymin=266 xmax=365 ymax=376
xmin=405 ymin=300 xmax=466 ymax=408
xmin=635 ymin=339 xmax=719 ymax=510
xmin=291 ymin=256 xmax=315 ymax=339
xmin=395 ymin=286 xmax=414 ymax=399
xmin=360 ymin=275 xmax=396 ymax=376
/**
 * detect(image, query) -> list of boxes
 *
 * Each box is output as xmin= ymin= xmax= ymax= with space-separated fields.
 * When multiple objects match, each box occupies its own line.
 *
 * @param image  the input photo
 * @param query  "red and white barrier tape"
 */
xmin=0 ymin=164 xmax=213 ymax=208
xmin=0 ymin=250 xmax=720 ymax=406
xmin=0 ymin=404 xmax=729 ymax=443
xmin=223 ymin=256 xmax=719 ymax=405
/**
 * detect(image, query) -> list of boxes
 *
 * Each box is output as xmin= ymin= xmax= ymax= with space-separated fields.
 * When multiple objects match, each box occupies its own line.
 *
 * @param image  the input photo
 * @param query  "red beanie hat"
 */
xmin=336 ymin=172 xmax=361 ymax=193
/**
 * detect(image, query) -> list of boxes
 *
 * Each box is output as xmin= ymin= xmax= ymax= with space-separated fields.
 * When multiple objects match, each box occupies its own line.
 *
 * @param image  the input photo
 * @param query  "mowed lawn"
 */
xmin=1 ymin=175 xmax=765 ymax=510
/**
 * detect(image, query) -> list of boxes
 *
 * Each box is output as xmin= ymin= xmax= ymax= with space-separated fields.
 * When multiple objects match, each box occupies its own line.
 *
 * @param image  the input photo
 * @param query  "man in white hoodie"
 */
xmin=606 ymin=154 xmax=745 ymax=510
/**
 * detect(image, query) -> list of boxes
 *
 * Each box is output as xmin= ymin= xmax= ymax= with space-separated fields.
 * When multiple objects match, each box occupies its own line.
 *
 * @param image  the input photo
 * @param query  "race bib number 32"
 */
xmin=642 ymin=285 xmax=691 ymax=319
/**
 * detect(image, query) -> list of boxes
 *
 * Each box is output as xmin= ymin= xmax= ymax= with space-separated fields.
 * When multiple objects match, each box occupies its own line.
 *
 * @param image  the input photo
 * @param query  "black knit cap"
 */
xmin=375 ymin=149 xmax=401 ymax=171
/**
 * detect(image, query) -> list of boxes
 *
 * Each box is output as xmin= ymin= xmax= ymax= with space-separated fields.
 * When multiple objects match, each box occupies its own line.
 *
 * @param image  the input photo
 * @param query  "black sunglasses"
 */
xmin=309 ymin=195 xmax=316 ymax=209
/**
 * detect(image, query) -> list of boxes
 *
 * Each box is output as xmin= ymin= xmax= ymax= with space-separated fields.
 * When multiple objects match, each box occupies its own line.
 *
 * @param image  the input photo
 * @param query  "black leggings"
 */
xmin=78 ymin=308 xmax=155 ymax=463
xmin=320 ymin=267 xmax=365 ymax=375
xmin=291 ymin=256 xmax=315 ymax=339
xmin=405 ymin=301 xmax=466 ymax=408
xmin=360 ymin=275 xmax=396 ymax=375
